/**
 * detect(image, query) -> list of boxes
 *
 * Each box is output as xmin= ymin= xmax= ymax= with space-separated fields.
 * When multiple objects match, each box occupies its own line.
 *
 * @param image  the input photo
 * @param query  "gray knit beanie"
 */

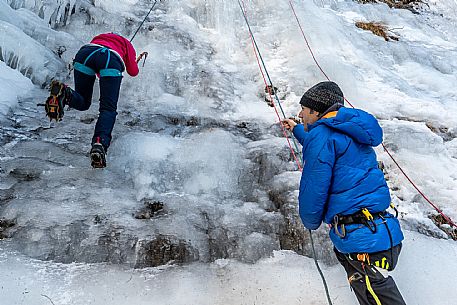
xmin=300 ymin=81 xmax=344 ymax=113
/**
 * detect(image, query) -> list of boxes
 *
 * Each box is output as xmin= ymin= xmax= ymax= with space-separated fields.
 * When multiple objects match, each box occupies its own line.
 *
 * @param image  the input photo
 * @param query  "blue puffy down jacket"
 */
xmin=292 ymin=107 xmax=403 ymax=254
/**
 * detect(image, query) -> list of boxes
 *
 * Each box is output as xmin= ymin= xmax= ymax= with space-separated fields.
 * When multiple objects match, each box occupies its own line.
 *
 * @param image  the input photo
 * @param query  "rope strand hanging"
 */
xmin=288 ymin=0 xmax=457 ymax=229
xmin=237 ymin=0 xmax=303 ymax=171
xmin=237 ymin=1 xmax=333 ymax=304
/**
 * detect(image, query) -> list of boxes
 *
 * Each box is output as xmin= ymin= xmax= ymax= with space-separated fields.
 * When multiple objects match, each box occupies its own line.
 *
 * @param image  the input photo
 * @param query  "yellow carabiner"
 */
xmin=362 ymin=208 xmax=374 ymax=221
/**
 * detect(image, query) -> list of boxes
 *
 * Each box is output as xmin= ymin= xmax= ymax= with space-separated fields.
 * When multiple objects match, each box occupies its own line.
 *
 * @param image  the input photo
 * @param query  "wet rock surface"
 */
xmin=0 ymin=83 xmax=316 ymax=268
xmin=134 ymin=200 xmax=165 ymax=219
xmin=135 ymin=235 xmax=199 ymax=268
xmin=0 ymin=218 xmax=16 ymax=239
xmin=0 ymin=1 xmax=332 ymax=269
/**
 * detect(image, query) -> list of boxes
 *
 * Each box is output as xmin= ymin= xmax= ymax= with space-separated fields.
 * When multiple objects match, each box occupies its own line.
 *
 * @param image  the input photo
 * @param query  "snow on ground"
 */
xmin=1 ymin=0 xmax=457 ymax=304
xmin=1 ymin=230 xmax=456 ymax=305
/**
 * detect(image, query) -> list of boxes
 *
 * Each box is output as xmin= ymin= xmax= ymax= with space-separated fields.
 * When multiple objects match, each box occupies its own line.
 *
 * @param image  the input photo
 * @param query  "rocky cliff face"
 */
xmin=0 ymin=0 xmax=334 ymax=268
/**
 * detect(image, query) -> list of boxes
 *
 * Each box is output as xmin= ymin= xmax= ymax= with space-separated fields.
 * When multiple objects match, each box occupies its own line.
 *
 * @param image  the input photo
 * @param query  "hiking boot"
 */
xmin=90 ymin=142 xmax=106 ymax=168
xmin=45 ymin=80 xmax=70 ymax=121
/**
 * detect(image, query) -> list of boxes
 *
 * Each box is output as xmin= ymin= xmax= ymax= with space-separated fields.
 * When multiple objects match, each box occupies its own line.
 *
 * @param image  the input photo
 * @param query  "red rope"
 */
xmin=241 ymin=0 xmax=303 ymax=172
xmin=288 ymin=1 xmax=330 ymax=82
xmin=288 ymin=0 xmax=456 ymax=228
xmin=382 ymin=144 xmax=457 ymax=227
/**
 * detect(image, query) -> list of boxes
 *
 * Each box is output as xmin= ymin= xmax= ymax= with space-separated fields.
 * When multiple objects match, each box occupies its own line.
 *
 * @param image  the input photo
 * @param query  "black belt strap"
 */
xmin=335 ymin=211 xmax=387 ymax=226
xmin=333 ymin=210 xmax=389 ymax=238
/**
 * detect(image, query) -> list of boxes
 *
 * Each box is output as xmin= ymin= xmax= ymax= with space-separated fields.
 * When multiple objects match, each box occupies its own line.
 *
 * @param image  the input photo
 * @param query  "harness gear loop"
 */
xmin=361 ymin=208 xmax=377 ymax=233
xmin=333 ymin=215 xmax=346 ymax=238
xmin=333 ymin=209 xmax=388 ymax=238
xmin=390 ymin=203 xmax=399 ymax=218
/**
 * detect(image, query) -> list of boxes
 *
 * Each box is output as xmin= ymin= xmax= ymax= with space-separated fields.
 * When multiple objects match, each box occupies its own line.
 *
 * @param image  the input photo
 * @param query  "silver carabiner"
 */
xmin=333 ymin=215 xmax=346 ymax=238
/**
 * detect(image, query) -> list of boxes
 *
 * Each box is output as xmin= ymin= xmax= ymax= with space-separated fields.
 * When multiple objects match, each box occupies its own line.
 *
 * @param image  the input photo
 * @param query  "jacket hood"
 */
xmin=310 ymin=107 xmax=383 ymax=146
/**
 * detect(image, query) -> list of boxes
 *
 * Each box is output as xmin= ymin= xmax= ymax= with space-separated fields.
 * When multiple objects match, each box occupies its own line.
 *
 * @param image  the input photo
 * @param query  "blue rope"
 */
xmin=237 ymin=0 xmax=303 ymax=165
xmin=237 ymin=1 xmax=332 ymax=303
xmin=237 ymin=0 xmax=288 ymax=119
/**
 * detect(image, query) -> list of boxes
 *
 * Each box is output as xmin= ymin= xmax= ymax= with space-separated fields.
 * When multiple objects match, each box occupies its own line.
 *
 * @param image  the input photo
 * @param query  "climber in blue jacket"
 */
xmin=283 ymin=81 xmax=406 ymax=305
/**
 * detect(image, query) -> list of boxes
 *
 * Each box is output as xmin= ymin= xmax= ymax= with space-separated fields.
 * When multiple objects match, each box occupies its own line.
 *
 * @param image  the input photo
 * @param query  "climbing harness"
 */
xmin=333 ymin=209 xmax=392 ymax=238
xmin=287 ymin=0 xmax=457 ymax=230
xmin=333 ymin=201 xmax=401 ymax=238
xmin=237 ymin=0 xmax=303 ymax=171
xmin=73 ymin=47 xmax=122 ymax=78
xmin=335 ymin=207 xmax=401 ymax=303
xmin=130 ymin=0 xmax=158 ymax=42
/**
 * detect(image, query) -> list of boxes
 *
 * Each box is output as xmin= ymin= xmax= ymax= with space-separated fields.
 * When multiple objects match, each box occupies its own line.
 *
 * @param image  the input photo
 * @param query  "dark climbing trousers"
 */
xmin=70 ymin=45 xmax=124 ymax=151
xmin=334 ymin=244 xmax=406 ymax=305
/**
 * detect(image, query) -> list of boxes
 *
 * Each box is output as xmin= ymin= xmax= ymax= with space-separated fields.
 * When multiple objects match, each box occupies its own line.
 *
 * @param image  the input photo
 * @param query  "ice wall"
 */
xmin=0 ymin=61 xmax=33 ymax=118
xmin=1 ymin=0 xmax=457 ymax=275
xmin=0 ymin=21 xmax=67 ymax=86
xmin=6 ymin=0 xmax=79 ymax=27
xmin=0 ymin=0 xmax=81 ymax=86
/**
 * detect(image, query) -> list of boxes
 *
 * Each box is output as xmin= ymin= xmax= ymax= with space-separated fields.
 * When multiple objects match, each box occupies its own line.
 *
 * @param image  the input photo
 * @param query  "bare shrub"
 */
xmin=357 ymin=0 xmax=427 ymax=13
xmin=355 ymin=21 xmax=399 ymax=41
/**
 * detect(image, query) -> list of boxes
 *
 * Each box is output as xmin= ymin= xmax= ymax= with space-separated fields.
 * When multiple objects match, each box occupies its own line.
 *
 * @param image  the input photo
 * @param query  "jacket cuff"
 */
xmin=293 ymin=124 xmax=306 ymax=142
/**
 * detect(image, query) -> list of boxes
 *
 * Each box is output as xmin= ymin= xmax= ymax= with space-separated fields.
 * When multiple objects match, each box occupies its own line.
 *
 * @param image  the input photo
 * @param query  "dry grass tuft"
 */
xmin=357 ymin=0 xmax=427 ymax=13
xmin=355 ymin=21 xmax=399 ymax=41
xmin=430 ymin=214 xmax=457 ymax=241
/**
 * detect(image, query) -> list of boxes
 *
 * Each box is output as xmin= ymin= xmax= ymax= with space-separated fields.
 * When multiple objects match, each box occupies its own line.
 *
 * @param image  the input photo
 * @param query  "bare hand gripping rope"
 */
xmin=236 ymin=1 xmax=332 ymax=304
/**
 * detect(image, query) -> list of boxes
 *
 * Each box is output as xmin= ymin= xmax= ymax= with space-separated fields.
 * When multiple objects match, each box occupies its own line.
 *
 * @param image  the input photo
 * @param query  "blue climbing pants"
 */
xmin=70 ymin=45 xmax=125 ymax=151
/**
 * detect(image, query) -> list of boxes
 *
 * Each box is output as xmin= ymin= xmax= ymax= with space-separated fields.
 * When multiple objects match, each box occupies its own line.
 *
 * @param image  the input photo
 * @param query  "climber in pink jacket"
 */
xmin=45 ymin=33 xmax=147 ymax=168
xmin=91 ymin=33 xmax=140 ymax=76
